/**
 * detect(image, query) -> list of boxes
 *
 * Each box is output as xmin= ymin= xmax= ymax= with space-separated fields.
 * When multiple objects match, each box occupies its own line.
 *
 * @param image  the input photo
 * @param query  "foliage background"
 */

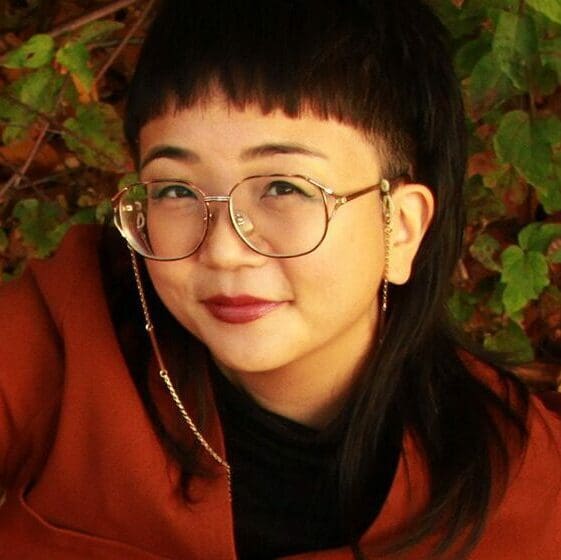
xmin=0 ymin=0 xmax=560 ymax=389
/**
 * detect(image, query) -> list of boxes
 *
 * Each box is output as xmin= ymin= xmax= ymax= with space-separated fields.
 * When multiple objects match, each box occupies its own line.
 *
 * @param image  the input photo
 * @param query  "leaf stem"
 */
xmin=94 ymin=0 xmax=157 ymax=85
xmin=49 ymin=0 xmax=140 ymax=39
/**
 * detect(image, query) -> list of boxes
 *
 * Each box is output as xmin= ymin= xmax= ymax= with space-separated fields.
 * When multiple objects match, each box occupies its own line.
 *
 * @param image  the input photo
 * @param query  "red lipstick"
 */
xmin=202 ymin=295 xmax=284 ymax=324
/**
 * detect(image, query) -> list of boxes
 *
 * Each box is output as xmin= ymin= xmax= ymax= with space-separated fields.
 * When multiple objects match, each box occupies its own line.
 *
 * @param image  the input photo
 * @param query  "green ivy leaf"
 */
xmin=541 ymin=37 xmax=561 ymax=82
xmin=19 ymin=67 xmax=64 ymax=112
xmin=69 ymin=207 xmax=97 ymax=225
xmin=0 ymin=67 xmax=64 ymax=143
xmin=2 ymin=34 xmax=55 ymax=69
xmin=0 ymin=94 xmax=32 ymax=144
xmin=118 ymin=172 xmax=140 ymax=190
xmin=487 ymin=280 xmax=505 ymax=315
xmin=448 ymin=288 xmax=478 ymax=324
xmin=533 ymin=63 xmax=559 ymax=97
xmin=455 ymin=36 xmax=492 ymax=80
xmin=526 ymin=0 xmax=561 ymax=24
xmin=532 ymin=7 xmax=561 ymax=34
xmin=468 ymin=52 xmax=515 ymax=114
xmin=492 ymin=11 xmax=538 ymax=91
xmin=73 ymin=20 xmax=124 ymax=44
xmin=56 ymin=41 xmax=94 ymax=92
xmin=486 ymin=1 xmax=521 ymax=15
xmin=500 ymin=245 xmax=550 ymax=314
xmin=538 ymin=161 xmax=561 ymax=213
xmin=429 ymin=1 xmax=485 ymax=38
xmin=63 ymin=102 xmax=126 ymax=170
xmin=494 ymin=110 xmax=561 ymax=213
xmin=12 ymin=199 xmax=69 ymax=258
xmin=464 ymin=177 xmax=506 ymax=223
xmin=470 ymin=233 xmax=502 ymax=272
xmin=484 ymin=320 xmax=534 ymax=363
xmin=95 ymin=199 xmax=113 ymax=223
xmin=518 ymin=222 xmax=561 ymax=253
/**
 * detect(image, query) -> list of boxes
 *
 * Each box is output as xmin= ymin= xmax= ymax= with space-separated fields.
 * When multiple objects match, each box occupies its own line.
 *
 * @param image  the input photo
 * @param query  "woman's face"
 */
xmin=140 ymin=95 xmax=388 ymax=377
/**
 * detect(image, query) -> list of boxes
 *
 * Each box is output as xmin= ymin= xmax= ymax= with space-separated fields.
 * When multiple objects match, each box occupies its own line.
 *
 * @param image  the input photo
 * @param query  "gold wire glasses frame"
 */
xmin=112 ymin=173 xmax=406 ymax=260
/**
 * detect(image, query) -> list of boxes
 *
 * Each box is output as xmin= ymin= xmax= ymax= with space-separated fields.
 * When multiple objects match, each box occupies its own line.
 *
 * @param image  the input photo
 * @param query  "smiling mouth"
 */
xmin=202 ymin=295 xmax=285 ymax=324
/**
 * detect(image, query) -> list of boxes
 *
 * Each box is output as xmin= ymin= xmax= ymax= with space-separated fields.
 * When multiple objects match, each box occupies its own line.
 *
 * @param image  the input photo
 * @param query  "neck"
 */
xmin=214 ymin=322 xmax=376 ymax=430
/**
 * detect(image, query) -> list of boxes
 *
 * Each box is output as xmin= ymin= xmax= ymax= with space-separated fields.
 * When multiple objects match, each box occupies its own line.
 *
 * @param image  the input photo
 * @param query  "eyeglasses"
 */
xmin=112 ymin=173 xmax=404 ymax=260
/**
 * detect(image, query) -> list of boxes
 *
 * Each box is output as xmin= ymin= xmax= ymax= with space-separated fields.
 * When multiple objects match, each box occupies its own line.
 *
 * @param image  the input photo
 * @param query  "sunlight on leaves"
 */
xmin=2 ymin=34 xmax=55 ymax=69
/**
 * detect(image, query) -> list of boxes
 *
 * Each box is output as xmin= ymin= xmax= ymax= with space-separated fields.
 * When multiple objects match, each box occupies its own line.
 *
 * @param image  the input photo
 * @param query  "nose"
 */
xmin=197 ymin=201 xmax=268 ymax=270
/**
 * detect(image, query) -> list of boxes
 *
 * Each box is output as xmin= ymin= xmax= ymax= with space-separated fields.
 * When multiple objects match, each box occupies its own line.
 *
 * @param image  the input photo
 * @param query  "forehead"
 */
xmin=138 ymin=95 xmax=382 ymax=181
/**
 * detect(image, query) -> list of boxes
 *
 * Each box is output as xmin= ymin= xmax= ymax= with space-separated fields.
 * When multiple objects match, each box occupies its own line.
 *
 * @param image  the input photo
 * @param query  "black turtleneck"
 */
xmin=210 ymin=364 xmax=401 ymax=560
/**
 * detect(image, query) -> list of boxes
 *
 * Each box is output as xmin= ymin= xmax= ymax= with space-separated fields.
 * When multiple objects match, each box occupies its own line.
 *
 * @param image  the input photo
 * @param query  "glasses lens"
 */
xmin=230 ymin=176 xmax=328 ymax=257
xmin=117 ymin=181 xmax=206 ymax=259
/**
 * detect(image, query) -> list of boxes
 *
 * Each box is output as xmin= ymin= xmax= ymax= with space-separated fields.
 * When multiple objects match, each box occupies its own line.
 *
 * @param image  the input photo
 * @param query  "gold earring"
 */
xmin=379 ymin=179 xmax=393 ymax=339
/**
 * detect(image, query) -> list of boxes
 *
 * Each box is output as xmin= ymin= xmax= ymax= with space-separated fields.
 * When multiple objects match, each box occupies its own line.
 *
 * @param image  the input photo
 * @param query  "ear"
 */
xmin=385 ymin=183 xmax=435 ymax=285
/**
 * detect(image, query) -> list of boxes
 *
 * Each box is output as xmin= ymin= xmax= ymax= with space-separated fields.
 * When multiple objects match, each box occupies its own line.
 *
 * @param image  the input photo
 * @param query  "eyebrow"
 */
xmin=140 ymin=145 xmax=199 ymax=169
xmin=240 ymin=143 xmax=328 ymax=161
xmin=140 ymin=142 xmax=328 ymax=169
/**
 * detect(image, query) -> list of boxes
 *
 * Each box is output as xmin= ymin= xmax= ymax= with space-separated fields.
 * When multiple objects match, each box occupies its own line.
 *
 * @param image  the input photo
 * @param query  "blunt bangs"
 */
xmin=124 ymin=0 xmax=456 ymax=181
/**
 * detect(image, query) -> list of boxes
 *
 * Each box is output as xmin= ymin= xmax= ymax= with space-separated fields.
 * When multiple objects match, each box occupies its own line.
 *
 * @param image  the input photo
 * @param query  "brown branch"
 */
xmin=0 ymin=78 xmax=71 ymax=202
xmin=29 ymin=170 xmax=83 ymax=188
xmin=94 ymin=0 xmax=157 ymax=85
xmin=0 ymin=121 xmax=50 ymax=202
xmin=0 ymin=152 xmax=29 ymax=180
xmin=49 ymin=0 xmax=140 ymax=38
xmin=6 ymin=122 xmax=49 ymax=188
xmin=23 ymin=182 xmax=50 ymax=202
xmin=90 ymin=37 xmax=144 ymax=49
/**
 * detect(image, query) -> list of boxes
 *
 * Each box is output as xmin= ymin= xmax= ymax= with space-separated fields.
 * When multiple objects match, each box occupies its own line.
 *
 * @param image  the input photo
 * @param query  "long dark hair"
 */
xmin=107 ymin=1 xmax=530 ymax=557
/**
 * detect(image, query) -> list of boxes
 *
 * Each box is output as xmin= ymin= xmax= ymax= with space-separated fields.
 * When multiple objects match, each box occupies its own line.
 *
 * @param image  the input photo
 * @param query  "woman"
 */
xmin=0 ymin=1 xmax=559 ymax=559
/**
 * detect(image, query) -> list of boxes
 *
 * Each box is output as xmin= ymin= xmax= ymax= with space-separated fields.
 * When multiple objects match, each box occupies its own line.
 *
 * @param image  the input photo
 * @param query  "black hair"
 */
xmin=113 ymin=1 xmax=530 ymax=558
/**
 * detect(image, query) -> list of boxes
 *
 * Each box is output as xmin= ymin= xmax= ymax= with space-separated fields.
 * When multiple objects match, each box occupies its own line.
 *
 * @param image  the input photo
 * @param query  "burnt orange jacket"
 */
xmin=0 ymin=226 xmax=560 ymax=559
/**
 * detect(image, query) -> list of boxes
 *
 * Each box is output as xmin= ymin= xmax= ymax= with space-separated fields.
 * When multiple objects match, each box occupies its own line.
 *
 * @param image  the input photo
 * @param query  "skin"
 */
xmin=140 ymin=93 xmax=434 ymax=428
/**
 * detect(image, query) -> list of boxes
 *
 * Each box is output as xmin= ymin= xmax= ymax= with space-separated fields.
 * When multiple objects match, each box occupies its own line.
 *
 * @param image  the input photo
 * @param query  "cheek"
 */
xmin=323 ymin=204 xmax=384 ymax=280
xmin=288 ymin=212 xmax=384 ymax=315
xmin=145 ymin=261 xmax=197 ymax=325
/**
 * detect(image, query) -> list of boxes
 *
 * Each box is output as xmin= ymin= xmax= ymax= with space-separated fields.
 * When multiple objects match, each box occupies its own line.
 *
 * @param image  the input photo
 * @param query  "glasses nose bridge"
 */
xmin=202 ymin=194 xmax=232 ymax=223
xmin=203 ymin=195 xmax=230 ymax=203
xmin=201 ymin=192 xmax=258 ymax=256
xmin=203 ymin=194 xmax=249 ymax=247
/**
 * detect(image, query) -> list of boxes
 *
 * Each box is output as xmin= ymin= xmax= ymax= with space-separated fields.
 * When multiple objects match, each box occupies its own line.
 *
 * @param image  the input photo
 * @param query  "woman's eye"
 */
xmin=264 ymin=181 xmax=306 ymax=197
xmin=152 ymin=183 xmax=196 ymax=199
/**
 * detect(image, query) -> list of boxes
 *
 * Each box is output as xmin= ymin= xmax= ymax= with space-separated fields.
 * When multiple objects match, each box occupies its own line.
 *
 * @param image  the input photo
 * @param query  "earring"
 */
xmin=379 ymin=179 xmax=393 ymax=340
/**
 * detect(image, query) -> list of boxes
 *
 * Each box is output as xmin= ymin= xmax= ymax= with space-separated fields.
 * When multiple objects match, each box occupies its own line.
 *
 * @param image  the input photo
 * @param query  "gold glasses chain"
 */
xmin=381 ymin=179 xmax=393 ymax=312
xmin=129 ymin=247 xmax=232 ymax=491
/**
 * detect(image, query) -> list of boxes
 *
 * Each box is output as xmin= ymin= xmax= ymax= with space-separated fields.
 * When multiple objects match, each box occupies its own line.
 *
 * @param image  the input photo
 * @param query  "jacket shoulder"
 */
xmin=26 ymin=225 xmax=103 ymax=329
xmin=0 ymin=225 xmax=103 ymax=485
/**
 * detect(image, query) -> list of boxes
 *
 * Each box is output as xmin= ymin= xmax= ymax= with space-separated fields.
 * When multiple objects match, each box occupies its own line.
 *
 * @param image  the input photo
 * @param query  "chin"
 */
xmin=206 ymin=339 xmax=296 ymax=374
xmin=212 ymin=351 xmax=285 ymax=374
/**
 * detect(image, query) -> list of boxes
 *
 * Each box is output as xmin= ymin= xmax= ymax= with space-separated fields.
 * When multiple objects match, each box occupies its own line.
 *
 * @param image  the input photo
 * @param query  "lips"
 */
xmin=202 ymin=295 xmax=285 ymax=324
